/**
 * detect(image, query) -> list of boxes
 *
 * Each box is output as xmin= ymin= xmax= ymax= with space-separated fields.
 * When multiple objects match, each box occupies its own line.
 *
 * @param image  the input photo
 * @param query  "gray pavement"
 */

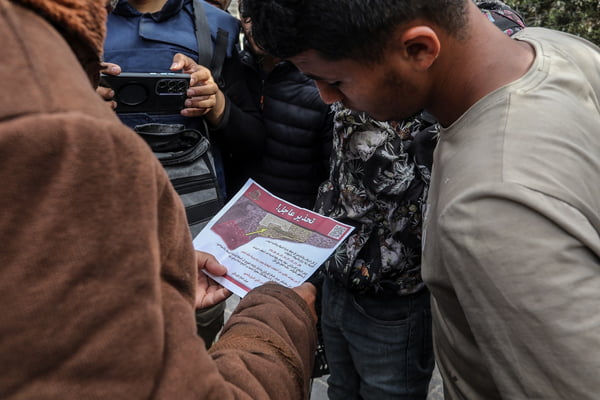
xmin=224 ymin=295 xmax=444 ymax=400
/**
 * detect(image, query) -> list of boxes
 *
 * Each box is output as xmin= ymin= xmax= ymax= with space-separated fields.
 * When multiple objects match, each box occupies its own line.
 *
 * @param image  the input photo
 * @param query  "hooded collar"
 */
xmin=15 ymin=0 xmax=107 ymax=86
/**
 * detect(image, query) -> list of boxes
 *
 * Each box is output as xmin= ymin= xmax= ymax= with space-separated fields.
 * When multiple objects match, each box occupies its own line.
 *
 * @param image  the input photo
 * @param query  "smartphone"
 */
xmin=100 ymin=72 xmax=190 ymax=114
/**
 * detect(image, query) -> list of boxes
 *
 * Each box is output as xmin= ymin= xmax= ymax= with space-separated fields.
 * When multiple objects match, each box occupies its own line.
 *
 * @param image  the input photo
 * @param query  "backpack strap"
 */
xmin=210 ymin=28 xmax=229 ymax=83
xmin=192 ymin=0 xmax=213 ymax=68
xmin=192 ymin=0 xmax=229 ymax=83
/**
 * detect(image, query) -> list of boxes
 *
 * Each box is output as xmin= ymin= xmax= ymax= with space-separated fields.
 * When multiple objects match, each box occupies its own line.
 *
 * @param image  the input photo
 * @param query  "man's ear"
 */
xmin=398 ymin=26 xmax=441 ymax=71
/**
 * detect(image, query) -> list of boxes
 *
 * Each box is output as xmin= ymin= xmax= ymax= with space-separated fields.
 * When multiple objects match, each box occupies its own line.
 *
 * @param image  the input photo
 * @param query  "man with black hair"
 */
xmin=244 ymin=0 xmax=600 ymax=398
xmin=307 ymin=3 xmax=524 ymax=399
xmin=232 ymin=0 xmax=333 ymax=209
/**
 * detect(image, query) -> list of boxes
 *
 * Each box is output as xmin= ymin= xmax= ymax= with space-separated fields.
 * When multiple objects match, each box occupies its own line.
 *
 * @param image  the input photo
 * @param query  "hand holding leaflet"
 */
xmin=194 ymin=250 xmax=232 ymax=309
xmin=193 ymin=179 xmax=354 ymax=297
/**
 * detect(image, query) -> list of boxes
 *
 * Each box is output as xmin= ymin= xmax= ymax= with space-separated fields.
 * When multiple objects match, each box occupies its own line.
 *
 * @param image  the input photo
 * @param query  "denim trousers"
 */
xmin=321 ymin=277 xmax=434 ymax=400
xmin=196 ymin=301 xmax=226 ymax=349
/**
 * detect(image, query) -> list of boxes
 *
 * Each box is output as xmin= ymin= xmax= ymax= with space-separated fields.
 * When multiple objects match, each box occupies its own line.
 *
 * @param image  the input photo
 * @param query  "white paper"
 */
xmin=193 ymin=179 xmax=354 ymax=297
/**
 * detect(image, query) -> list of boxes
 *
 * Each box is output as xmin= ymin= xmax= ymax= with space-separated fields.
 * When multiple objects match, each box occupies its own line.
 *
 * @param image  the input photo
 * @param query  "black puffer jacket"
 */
xmin=225 ymin=47 xmax=333 ymax=209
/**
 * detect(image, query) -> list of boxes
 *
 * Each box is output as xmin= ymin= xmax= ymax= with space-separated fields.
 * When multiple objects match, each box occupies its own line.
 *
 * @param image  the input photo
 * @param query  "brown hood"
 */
xmin=15 ymin=0 xmax=108 ymax=86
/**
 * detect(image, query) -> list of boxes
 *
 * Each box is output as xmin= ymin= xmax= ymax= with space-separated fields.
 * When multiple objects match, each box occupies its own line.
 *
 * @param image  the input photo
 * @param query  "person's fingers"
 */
xmin=196 ymin=251 xmax=227 ymax=276
xmin=291 ymin=282 xmax=318 ymax=322
xmin=170 ymin=53 xmax=191 ymax=71
xmin=96 ymin=85 xmax=115 ymax=101
xmin=99 ymin=62 xmax=121 ymax=75
xmin=195 ymin=269 xmax=232 ymax=309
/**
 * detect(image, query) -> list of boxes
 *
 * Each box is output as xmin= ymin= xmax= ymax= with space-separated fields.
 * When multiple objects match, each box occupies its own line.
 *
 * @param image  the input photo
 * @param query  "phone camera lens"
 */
xmin=176 ymin=81 xmax=187 ymax=92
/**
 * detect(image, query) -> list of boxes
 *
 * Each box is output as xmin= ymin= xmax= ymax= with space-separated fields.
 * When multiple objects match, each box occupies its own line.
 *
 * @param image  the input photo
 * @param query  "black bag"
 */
xmin=308 ymin=270 xmax=329 ymax=378
xmin=134 ymin=123 xmax=224 ymax=236
xmin=312 ymin=318 xmax=329 ymax=378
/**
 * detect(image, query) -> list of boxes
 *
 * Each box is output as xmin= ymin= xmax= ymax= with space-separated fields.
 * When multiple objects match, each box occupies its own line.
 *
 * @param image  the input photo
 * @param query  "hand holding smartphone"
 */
xmin=99 ymin=72 xmax=191 ymax=114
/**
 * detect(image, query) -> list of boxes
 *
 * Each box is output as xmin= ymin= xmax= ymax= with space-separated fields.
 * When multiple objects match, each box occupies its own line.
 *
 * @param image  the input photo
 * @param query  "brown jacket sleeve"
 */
xmin=208 ymin=284 xmax=318 ymax=399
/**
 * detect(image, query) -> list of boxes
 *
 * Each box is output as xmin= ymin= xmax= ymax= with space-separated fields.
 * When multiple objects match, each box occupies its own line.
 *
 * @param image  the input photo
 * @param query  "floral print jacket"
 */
xmin=315 ymin=104 xmax=438 ymax=296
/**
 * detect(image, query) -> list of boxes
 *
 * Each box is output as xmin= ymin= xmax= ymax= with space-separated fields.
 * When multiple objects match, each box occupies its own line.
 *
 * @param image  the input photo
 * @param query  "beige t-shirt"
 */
xmin=422 ymin=28 xmax=600 ymax=399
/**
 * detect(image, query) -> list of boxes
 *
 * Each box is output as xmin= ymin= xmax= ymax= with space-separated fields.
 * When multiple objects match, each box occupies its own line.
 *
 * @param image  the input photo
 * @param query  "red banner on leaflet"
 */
xmin=242 ymin=183 xmax=351 ymax=239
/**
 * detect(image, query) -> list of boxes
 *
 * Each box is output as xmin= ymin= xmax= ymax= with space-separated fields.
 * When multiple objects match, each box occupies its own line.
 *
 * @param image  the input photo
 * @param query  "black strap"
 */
xmin=192 ymin=0 xmax=213 ymax=68
xmin=211 ymin=28 xmax=229 ymax=83
xmin=192 ymin=0 xmax=230 ymax=83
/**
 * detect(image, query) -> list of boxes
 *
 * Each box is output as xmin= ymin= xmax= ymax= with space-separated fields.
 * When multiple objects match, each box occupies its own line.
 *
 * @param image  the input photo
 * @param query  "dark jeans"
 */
xmin=322 ymin=278 xmax=434 ymax=400
xmin=196 ymin=301 xmax=226 ymax=349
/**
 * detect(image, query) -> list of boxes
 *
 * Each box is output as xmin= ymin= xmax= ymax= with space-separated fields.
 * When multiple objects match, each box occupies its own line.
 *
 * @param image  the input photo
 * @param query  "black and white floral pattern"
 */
xmin=315 ymin=104 xmax=439 ymax=295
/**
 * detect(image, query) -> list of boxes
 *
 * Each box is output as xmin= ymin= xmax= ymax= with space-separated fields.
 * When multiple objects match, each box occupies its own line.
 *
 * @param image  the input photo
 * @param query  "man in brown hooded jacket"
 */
xmin=0 ymin=0 xmax=317 ymax=398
